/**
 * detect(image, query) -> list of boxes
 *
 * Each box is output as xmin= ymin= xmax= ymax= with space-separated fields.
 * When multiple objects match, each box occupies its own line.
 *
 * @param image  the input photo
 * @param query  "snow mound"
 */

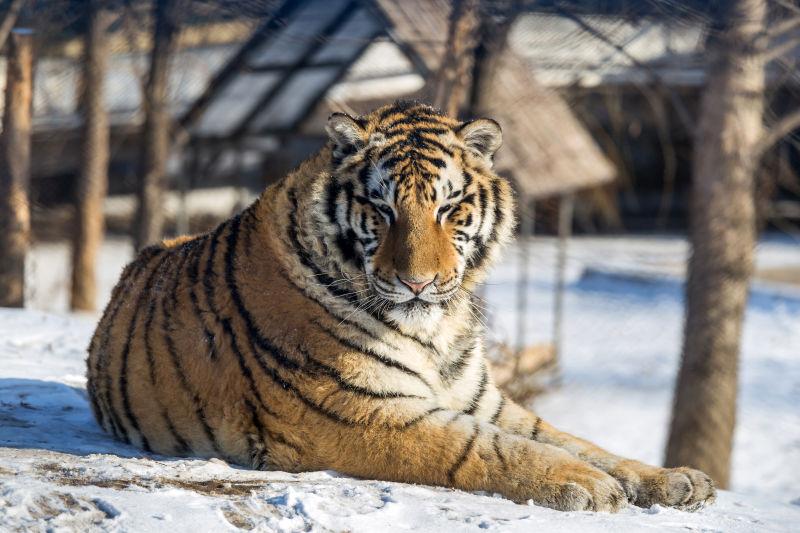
xmin=1 ymin=309 xmax=798 ymax=532
xmin=4 ymin=235 xmax=800 ymax=531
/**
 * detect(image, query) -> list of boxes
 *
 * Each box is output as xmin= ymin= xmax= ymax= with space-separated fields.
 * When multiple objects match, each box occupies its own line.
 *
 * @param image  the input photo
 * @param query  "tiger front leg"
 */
xmin=494 ymin=399 xmax=716 ymax=510
xmin=320 ymin=409 xmax=628 ymax=512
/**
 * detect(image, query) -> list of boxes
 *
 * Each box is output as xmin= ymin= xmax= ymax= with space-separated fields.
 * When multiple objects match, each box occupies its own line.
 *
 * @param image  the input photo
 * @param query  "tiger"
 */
xmin=86 ymin=101 xmax=715 ymax=512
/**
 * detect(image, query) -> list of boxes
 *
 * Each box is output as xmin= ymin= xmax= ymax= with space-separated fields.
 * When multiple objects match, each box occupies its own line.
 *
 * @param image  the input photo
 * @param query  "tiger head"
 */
xmin=318 ymin=101 xmax=515 ymax=328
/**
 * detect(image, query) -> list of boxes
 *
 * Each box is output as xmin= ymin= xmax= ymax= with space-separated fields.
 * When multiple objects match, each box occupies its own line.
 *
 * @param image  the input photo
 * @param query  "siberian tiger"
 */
xmin=86 ymin=101 xmax=715 ymax=512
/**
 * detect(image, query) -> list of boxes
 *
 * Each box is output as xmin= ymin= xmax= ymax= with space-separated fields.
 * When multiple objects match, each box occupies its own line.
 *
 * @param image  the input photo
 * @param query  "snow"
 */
xmin=2 ymin=235 xmax=800 ymax=531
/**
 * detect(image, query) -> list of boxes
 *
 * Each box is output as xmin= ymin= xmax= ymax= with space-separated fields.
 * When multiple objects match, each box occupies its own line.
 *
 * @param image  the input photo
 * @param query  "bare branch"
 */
xmin=765 ymin=35 xmax=800 ymax=61
xmin=757 ymin=108 xmax=800 ymax=156
xmin=770 ymin=0 xmax=800 ymax=17
xmin=767 ymin=16 xmax=800 ymax=39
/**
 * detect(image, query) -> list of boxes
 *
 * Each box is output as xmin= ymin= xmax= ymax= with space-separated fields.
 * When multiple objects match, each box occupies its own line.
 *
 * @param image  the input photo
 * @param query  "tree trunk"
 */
xmin=134 ymin=0 xmax=183 ymax=251
xmin=0 ymin=29 xmax=33 ymax=308
xmin=665 ymin=0 xmax=766 ymax=489
xmin=70 ymin=2 xmax=112 ymax=311
xmin=0 ymin=0 xmax=26 ymax=51
xmin=431 ymin=0 xmax=480 ymax=117
xmin=468 ymin=1 xmax=517 ymax=115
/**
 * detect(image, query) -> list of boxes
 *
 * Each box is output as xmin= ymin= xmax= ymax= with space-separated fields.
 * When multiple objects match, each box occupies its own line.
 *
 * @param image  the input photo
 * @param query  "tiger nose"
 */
xmin=397 ymin=275 xmax=435 ymax=295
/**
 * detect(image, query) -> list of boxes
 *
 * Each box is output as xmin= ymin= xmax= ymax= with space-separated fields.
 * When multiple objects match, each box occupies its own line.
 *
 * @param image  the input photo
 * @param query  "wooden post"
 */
xmin=515 ymin=200 xmax=534 ymax=358
xmin=70 ymin=3 xmax=112 ymax=311
xmin=0 ymin=29 xmax=33 ymax=308
xmin=552 ymin=193 xmax=574 ymax=361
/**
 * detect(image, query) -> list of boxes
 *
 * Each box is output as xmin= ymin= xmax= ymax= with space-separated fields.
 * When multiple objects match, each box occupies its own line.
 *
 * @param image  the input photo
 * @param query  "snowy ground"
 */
xmin=2 ymin=235 xmax=799 ymax=531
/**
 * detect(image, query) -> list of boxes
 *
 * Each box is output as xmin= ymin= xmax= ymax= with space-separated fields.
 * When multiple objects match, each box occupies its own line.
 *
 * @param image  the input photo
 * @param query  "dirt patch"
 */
xmin=37 ymin=462 xmax=268 ymax=498
xmin=35 ymin=463 xmax=131 ymax=491
xmin=222 ymin=505 xmax=256 ymax=530
xmin=159 ymin=478 xmax=265 ymax=497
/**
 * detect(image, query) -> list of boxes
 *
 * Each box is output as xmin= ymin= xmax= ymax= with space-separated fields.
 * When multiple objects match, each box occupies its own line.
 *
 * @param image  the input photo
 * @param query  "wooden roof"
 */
xmin=486 ymin=51 xmax=616 ymax=198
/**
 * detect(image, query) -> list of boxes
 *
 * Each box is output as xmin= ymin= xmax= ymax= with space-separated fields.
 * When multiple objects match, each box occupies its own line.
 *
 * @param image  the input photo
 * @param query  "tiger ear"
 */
xmin=457 ymin=118 xmax=502 ymax=161
xmin=326 ymin=113 xmax=368 ymax=154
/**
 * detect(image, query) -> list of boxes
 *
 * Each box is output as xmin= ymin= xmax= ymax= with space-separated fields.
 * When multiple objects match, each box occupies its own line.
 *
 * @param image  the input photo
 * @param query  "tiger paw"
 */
xmin=610 ymin=463 xmax=716 ymax=511
xmin=529 ymin=458 xmax=629 ymax=513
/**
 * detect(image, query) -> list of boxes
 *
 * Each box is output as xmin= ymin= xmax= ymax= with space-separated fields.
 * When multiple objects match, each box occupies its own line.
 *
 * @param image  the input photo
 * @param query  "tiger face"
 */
xmin=319 ymin=102 xmax=514 ymax=328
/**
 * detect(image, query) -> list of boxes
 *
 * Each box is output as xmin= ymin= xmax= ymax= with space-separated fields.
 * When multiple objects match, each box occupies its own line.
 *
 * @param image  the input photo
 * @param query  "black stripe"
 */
xmin=143 ymin=249 xmax=192 ymax=454
xmin=192 ymin=221 xmax=287 ymax=431
xmin=160 ymin=247 xmax=223 ymax=456
xmin=241 ymin=206 xmax=257 ymax=258
xmin=312 ymin=319 xmax=432 ymax=391
xmin=475 ymin=183 xmax=488 ymax=237
xmin=462 ymin=169 xmax=473 ymax=190
xmin=285 ymin=188 xmax=358 ymax=303
xmin=325 ymin=180 xmax=341 ymax=226
xmin=374 ymin=310 xmax=444 ymax=360
xmin=380 ymin=107 xmax=444 ymax=125
xmin=306 ymin=357 xmax=425 ymax=400
xmin=244 ymin=396 xmax=301 ymax=455
xmin=492 ymin=432 xmax=508 ymax=471
xmin=463 ymin=364 xmax=488 ymax=416
xmin=185 ymin=235 xmax=219 ymax=361
xmin=398 ymin=406 xmax=444 ymax=430
xmin=469 ymin=179 xmax=505 ymax=272
xmin=204 ymin=223 xmax=226 ymax=312
xmin=447 ymin=423 xmax=479 ymax=484
xmin=460 ymin=192 xmax=476 ymax=208
xmin=101 ymin=245 xmax=165 ymax=442
xmin=275 ymin=268 xmax=405 ymax=354
xmin=531 ymin=417 xmax=542 ymax=441
xmin=243 ymin=397 xmax=269 ymax=469
xmin=439 ymin=343 xmax=473 ymax=384
xmin=86 ymin=382 xmax=104 ymax=436
xmin=118 ymin=252 xmax=172 ymax=452
xmin=419 ymin=136 xmax=454 ymax=157
xmin=224 ymin=217 xmax=305 ymax=374
xmin=383 ymin=124 xmax=450 ymax=137
xmin=453 ymin=229 xmax=470 ymax=241
xmin=224 ymin=215 xmax=363 ymax=427
xmin=220 ymin=316 xmax=282 ymax=421
xmin=164 ymin=413 xmax=190 ymax=456
xmin=490 ymin=395 xmax=505 ymax=424
xmin=412 ymin=151 xmax=447 ymax=170
xmin=95 ymin=258 xmax=151 ymax=441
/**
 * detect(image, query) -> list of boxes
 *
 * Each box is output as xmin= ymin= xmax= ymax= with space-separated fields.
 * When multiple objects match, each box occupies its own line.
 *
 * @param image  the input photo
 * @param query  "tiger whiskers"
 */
xmin=369 ymin=158 xmax=391 ymax=198
xmin=337 ymin=294 xmax=381 ymax=327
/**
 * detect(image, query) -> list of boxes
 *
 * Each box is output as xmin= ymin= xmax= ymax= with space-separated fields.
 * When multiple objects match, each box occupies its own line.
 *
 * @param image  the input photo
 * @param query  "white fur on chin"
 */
xmin=384 ymin=301 xmax=444 ymax=337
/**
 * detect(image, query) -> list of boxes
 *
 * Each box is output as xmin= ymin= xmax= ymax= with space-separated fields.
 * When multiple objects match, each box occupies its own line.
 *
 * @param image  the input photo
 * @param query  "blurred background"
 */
xmin=0 ymin=0 xmax=798 ymax=504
